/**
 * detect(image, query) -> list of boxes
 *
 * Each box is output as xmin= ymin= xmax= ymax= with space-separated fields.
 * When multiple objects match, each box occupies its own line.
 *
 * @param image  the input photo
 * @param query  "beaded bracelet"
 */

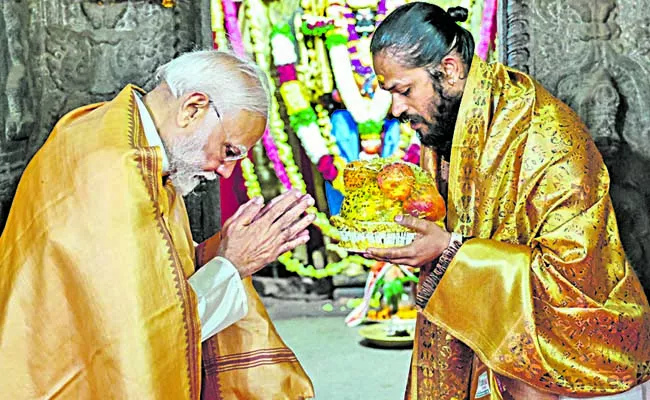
xmin=416 ymin=232 xmax=464 ymax=309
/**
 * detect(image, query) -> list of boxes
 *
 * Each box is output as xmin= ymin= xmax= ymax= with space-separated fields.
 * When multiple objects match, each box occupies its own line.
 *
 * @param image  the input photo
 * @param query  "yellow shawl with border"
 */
xmin=408 ymin=57 xmax=650 ymax=399
xmin=0 ymin=85 xmax=313 ymax=399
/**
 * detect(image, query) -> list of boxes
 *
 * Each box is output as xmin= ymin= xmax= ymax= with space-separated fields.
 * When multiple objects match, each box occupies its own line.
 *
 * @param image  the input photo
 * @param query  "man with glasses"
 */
xmin=364 ymin=2 xmax=650 ymax=399
xmin=0 ymin=50 xmax=314 ymax=399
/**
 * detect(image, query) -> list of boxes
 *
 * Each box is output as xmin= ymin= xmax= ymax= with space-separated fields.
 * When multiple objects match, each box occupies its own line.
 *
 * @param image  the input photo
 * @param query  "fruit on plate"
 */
xmin=343 ymin=160 xmax=377 ymax=191
xmin=403 ymin=183 xmax=445 ymax=221
xmin=377 ymin=162 xmax=416 ymax=201
xmin=331 ymin=158 xmax=445 ymax=251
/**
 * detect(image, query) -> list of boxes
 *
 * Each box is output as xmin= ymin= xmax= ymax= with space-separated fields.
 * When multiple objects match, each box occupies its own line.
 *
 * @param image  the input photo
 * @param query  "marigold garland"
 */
xmin=271 ymin=22 xmax=347 ymax=192
xmin=246 ymin=1 xmax=305 ymax=192
xmin=244 ymin=0 xmax=355 ymax=278
xmin=324 ymin=0 xmax=392 ymax=158
xmin=279 ymin=253 xmax=375 ymax=279
xmin=210 ymin=0 xmax=229 ymax=50
xmin=241 ymin=158 xmax=263 ymax=199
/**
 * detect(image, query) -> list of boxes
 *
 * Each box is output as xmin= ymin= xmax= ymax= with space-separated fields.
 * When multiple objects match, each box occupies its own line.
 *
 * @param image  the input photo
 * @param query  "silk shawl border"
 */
xmin=127 ymin=86 xmax=201 ymax=399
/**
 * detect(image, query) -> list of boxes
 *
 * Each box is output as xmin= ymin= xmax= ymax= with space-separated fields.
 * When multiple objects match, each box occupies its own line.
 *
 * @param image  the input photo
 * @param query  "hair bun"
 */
xmin=447 ymin=6 xmax=469 ymax=23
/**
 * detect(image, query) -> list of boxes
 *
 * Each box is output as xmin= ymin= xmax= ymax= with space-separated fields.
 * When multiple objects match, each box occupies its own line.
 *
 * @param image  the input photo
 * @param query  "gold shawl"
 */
xmin=409 ymin=58 xmax=650 ymax=399
xmin=197 ymin=236 xmax=314 ymax=400
xmin=0 ymin=86 xmax=313 ymax=399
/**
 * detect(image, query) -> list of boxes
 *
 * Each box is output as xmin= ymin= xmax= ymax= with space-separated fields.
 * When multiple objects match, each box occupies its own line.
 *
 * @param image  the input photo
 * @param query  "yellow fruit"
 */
xmin=377 ymin=162 xmax=416 ymax=201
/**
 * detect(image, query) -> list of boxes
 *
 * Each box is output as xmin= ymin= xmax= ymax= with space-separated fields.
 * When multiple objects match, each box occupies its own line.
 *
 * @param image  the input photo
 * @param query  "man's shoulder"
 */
xmin=45 ymin=87 xmax=145 ymax=160
xmin=484 ymin=62 xmax=595 ymax=161
xmin=27 ymin=95 xmax=150 ymax=189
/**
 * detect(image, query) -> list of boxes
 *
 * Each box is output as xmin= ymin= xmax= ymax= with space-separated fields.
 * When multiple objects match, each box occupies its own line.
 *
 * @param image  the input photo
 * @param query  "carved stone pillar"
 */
xmin=0 ymin=0 xmax=220 ymax=241
xmin=499 ymin=0 xmax=650 ymax=294
xmin=0 ymin=1 xmax=32 ymax=232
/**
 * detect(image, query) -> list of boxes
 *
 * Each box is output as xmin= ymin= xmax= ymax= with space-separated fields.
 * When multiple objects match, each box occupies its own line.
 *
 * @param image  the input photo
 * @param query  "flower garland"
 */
xmin=221 ymin=0 xmax=295 ymax=191
xmin=301 ymin=16 xmax=335 ymax=37
xmin=279 ymin=253 xmax=375 ymax=279
xmin=246 ymin=0 xmax=342 ymax=236
xmin=221 ymin=0 xmax=246 ymax=57
xmin=315 ymin=103 xmax=347 ymax=189
xmin=295 ymin=4 xmax=334 ymax=101
xmin=344 ymin=0 xmax=386 ymax=95
xmin=325 ymin=0 xmax=392 ymax=159
xmin=241 ymin=157 xmax=263 ymax=199
xmin=298 ymin=0 xmax=419 ymax=165
xmin=294 ymin=14 xmax=321 ymax=101
xmin=242 ymin=0 xmax=368 ymax=279
xmin=245 ymin=0 xmax=305 ymax=192
xmin=271 ymin=23 xmax=347 ymax=193
xmin=210 ymin=0 xmax=229 ymax=50
xmin=477 ymin=0 xmax=498 ymax=60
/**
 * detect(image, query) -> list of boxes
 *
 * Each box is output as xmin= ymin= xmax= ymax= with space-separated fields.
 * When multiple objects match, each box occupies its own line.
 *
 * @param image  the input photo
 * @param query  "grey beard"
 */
xmin=165 ymin=125 xmax=217 ymax=196
xmin=168 ymin=165 xmax=216 ymax=196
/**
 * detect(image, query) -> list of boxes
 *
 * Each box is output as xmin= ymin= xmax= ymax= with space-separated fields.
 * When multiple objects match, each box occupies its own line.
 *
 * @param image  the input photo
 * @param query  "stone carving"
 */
xmin=0 ymin=1 xmax=32 ymax=230
xmin=499 ymin=0 xmax=650 ymax=294
xmin=0 ymin=0 xmax=220 ymax=241
xmin=3 ymin=1 xmax=34 ymax=142
xmin=28 ymin=1 xmax=196 ymax=154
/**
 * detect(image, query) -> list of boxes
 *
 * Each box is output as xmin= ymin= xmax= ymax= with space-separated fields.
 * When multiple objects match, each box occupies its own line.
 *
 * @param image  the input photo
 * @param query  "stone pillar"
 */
xmin=0 ymin=0 xmax=220 ymax=241
xmin=499 ymin=0 xmax=650 ymax=293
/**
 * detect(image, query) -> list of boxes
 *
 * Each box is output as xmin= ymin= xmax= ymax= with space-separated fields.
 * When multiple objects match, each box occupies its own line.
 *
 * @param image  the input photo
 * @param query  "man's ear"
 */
xmin=176 ymin=92 xmax=211 ymax=128
xmin=439 ymin=54 xmax=465 ymax=85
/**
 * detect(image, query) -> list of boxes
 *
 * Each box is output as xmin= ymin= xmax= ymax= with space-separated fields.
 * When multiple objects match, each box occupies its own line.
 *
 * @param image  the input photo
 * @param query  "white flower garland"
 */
xmin=328 ymin=44 xmax=392 ymax=124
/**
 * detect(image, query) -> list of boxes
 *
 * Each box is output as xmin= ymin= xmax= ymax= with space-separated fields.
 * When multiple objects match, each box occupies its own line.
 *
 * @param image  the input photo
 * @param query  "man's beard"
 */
xmin=165 ymin=121 xmax=217 ymax=196
xmin=400 ymin=81 xmax=462 ymax=158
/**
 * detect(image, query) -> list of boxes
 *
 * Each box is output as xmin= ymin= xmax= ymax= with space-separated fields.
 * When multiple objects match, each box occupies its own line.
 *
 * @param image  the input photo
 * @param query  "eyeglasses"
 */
xmin=224 ymin=143 xmax=248 ymax=162
xmin=208 ymin=100 xmax=248 ymax=162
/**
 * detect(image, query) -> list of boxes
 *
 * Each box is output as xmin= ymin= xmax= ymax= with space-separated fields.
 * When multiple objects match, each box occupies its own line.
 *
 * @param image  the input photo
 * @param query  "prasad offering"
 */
xmin=331 ymin=158 xmax=445 ymax=251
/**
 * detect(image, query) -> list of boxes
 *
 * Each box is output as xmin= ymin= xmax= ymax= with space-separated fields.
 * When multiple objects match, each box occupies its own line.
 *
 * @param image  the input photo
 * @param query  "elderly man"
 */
xmin=365 ymin=3 xmax=650 ymax=400
xmin=0 ymin=50 xmax=314 ymax=399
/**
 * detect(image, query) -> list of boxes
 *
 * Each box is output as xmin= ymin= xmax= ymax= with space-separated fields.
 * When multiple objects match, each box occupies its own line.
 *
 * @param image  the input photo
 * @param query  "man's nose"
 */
xmin=216 ymin=162 xmax=237 ymax=179
xmin=391 ymin=95 xmax=407 ymax=118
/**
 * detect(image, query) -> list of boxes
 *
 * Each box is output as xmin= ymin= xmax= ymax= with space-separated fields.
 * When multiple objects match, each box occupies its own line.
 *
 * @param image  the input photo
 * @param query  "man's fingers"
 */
xmin=365 ymin=245 xmax=414 ymax=260
xmin=223 ymin=196 xmax=263 ymax=229
xmin=282 ymin=214 xmax=316 ymax=240
xmin=262 ymin=190 xmax=309 ymax=224
xmin=395 ymin=215 xmax=433 ymax=234
xmin=233 ymin=196 xmax=265 ymax=225
xmin=273 ymin=196 xmax=314 ymax=232
xmin=277 ymin=234 xmax=311 ymax=255
xmin=252 ymin=189 xmax=297 ymax=222
xmin=290 ymin=229 xmax=310 ymax=241
xmin=363 ymin=246 xmax=421 ymax=267
xmin=366 ymin=246 xmax=408 ymax=260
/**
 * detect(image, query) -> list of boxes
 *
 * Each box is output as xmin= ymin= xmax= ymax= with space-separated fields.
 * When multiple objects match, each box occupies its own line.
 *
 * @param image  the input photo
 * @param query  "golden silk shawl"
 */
xmin=0 ymin=86 xmax=313 ymax=399
xmin=407 ymin=58 xmax=650 ymax=399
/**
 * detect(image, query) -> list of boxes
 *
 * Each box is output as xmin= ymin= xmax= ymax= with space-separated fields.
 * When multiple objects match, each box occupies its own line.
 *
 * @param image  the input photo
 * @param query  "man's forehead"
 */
xmin=233 ymin=113 xmax=266 ymax=144
xmin=379 ymin=75 xmax=410 ymax=91
xmin=374 ymin=56 xmax=417 ymax=88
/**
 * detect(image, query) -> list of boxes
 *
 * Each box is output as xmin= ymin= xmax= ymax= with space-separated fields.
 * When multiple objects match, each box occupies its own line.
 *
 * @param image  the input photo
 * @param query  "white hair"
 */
xmin=155 ymin=50 xmax=270 ymax=119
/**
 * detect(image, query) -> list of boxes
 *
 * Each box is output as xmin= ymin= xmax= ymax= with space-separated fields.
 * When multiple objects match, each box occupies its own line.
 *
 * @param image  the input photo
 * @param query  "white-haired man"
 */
xmin=0 ymin=50 xmax=314 ymax=399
